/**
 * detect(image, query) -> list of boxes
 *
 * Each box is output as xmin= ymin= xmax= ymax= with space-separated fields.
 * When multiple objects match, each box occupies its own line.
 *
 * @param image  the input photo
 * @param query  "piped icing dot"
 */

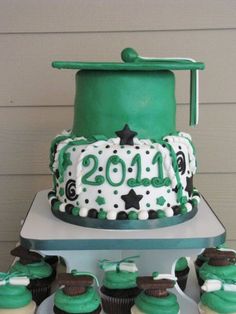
xmin=138 ymin=211 xmax=149 ymax=220
xmin=80 ymin=207 xmax=89 ymax=217
xmin=59 ymin=203 xmax=66 ymax=212
xmin=164 ymin=207 xmax=174 ymax=217
xmin=185 ymin=202 xmax=192 ymax=212
xmin=107 ymin=211 xmax=117 ymax=220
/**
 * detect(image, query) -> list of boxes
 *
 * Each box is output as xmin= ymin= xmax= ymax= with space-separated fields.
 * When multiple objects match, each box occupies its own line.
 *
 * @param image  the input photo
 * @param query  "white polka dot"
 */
xmin=185 ymin=203 xmax=192 ymax=212
xmin=59 ymin=203 xmax=66 ymax=212
xmin=164 ymin=207 xmax=174 ymax=217
xmin=107 ymin=211 xmax=117 ymax=220
xmin=138 ymin=210 xmax=149 ymax=220
xmin=79 ymin=207 xmax=88 ymax=217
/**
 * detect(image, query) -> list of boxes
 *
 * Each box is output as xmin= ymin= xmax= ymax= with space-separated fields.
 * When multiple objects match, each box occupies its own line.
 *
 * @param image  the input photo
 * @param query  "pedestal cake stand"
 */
xmin=20 ymin=190 xmax=226 ymax=314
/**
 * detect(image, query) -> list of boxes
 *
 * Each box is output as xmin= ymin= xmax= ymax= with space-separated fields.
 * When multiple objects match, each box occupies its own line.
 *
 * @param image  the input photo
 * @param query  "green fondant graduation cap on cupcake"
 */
xmin=52 ymin=48 xmax=204 ymax=141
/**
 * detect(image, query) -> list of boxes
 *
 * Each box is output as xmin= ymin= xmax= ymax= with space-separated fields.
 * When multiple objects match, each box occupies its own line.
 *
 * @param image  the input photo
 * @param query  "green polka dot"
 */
xmin=114 ymin=190 xmax=118 ymax=195
xmin=180 ymin=205 xmax=188 ymax=214
xmin=98 ymin=210 xmax=107 ymax=220
xmin=121 ymin=145 xmax=125 ymax=149
xmin=167 ymin=189 xmax=171 ymax=193
xmin=72 ymin=207 xmax=80 ymax=216
xmin=113 ymin=168 xmax=118 ymax=173
xmin=127 ymin=150 xmax=131 ymax=154
xmin=146 ymin=167 xmax=150 ymax=172
xmin=157 ymin=210 xmax=166 ymax=218
xmin=83 ymin=187 xmax=87 ymax=192
xmin=128 ymin=211 xmax=138 ymax=220
xmin=59 ymin=188 xmax=64 ymax=197
xmin=146 ymin=203 xmax=151 ymax=208
xmin=98 ymin=150 xmax=103 ymax=155
xmin=191 ymin=198 xmax=198 ymax=207
xmin=72 ymin=147 xmax=76 ymax=151
xmin=52 ymin=201 xmax=61 ymax=211
xmin=76 ymin=201 xmax=80 ymax=206
xmin=150 ymin=145 xmax=155 ymax=149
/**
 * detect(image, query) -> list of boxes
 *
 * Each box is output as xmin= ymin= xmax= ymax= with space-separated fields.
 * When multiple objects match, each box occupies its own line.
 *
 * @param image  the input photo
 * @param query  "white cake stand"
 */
xmin=20 ymin=190 xmax=225 ymax=314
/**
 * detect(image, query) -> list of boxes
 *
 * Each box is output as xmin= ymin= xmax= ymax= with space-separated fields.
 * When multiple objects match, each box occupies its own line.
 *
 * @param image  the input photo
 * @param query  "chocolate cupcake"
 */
xmin=54 ymin=270 xmax=101 ymax=314
xmin=0 ymin=272 xmax=36 ymax=313
xmin=99 ymin=256 xmax=140 ymax=314
xmin=131 ymin=272 xmax=180 ymax=314
xmin=9 ymin=245 xmax=54 ymax=305
xmin=175 ymin=257 xmax=190 ymax=291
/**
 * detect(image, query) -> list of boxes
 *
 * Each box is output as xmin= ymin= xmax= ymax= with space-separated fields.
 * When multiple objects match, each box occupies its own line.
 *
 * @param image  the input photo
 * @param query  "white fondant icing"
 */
xmin=138 ymin=211 xmax=149 ymax=220
xmin=185 ymin=202 xmax=193 ymax=212
xmin=165 ymin=207 xmax=174 ymax=217
xmin=59 ymin=203 xmax=66 ymax=212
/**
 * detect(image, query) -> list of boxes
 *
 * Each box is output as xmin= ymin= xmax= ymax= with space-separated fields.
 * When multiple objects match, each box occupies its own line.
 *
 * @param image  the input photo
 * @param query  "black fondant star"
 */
xmin=121 ymin=189 xmax=143 ymax=210
xmin=115 ymin=124 xmax=137 ymax=145
xmin=185 ymin=176 xmax=193 ymax=197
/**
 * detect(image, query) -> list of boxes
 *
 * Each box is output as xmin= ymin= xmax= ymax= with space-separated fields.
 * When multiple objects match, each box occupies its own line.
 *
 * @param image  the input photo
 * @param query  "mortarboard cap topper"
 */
xmin=52 ymin=48 xmax=204 ymax=141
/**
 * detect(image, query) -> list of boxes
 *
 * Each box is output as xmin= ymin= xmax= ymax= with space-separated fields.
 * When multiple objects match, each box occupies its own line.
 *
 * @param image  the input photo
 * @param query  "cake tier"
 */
xmin=48 ymin=129 xmax=200 ymax=228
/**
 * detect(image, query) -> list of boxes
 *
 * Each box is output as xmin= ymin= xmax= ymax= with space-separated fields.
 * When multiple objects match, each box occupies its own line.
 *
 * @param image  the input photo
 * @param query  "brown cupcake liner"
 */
xmin=101 ymin=290 xmax=136 ymax=314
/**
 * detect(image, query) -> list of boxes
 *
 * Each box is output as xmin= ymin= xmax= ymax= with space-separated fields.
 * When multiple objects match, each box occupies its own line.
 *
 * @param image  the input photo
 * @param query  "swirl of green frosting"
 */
xmin=103 ymin=270 xmax=138 ymax=289
xmin=201 ymin=291 xmax=236 ymax=313
xmin=0 ymin=285 xmax=32 ymax=309
xmin=199 ymin=263 xmax=236 ymax=283
xmin=135 ymin=291 xmax=179 ymax=314
xmin=175 ymin=257 xmax=188 ymax=272
xmin=54 ymin=287 xmax=101 ymax=313
xmin=10 ymin=261 xmax=52 ymax=279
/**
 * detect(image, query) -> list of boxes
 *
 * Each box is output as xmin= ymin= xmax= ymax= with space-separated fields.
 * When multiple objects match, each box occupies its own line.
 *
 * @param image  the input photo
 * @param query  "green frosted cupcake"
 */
xmin=131 ymin=272 xmax=180 ymax=314
xmin=0 ymin=272 xmax=36 ymax=313
xmin=10 ymin=245 xmax=54 ymax=305
xmin=54 ymin=270 xmax=101 ymax=314
xmin=99 ymin=256 xmax=140 ymax=314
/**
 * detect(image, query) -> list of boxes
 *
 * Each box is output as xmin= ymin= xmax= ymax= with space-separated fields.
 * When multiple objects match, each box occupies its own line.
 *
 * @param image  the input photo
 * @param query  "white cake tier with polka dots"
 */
xmin=48 ymin=129 xmax=200 ymax=222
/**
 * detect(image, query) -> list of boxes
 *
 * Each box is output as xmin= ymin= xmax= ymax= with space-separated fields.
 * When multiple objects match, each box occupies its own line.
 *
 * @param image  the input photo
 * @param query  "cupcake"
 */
xmin=198 ymin=248 xmax=236 ymax=313
xmin=99 ymin=256 xmax=140 ymax=314
xmin=131 ymin=272 xmax=180 ymax=314
xmin=175 ymin=257 xmax=190 ymax=291
xmin=10 ymin=245 xmax=54 ymax=305
xmin=54 ymin=270 xmax=101 ymax=314
xmin=198 ymin=248 xmax=236 ymax=289
xmin=0 ymin=272 xmax=36 ymax=313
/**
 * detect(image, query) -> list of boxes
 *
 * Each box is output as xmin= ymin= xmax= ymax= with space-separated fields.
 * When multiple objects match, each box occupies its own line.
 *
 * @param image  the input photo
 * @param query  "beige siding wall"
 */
xmin=0 ymin=0 xmax=235 ymax=270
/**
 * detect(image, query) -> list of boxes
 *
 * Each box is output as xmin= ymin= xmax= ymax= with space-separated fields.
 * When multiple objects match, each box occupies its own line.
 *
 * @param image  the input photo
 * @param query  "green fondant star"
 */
xmin=62 ymin=152 xmax=72 ymax=171
xmin=156 ymin=196 xmax=166 ymax=206
xmin=96 ymin=196 xmax=106 ymax=206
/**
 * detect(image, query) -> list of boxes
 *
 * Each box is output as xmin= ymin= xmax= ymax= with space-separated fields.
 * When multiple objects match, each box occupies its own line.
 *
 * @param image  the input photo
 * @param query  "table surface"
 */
xmin=20 ymin=189 xmax=226 ymax=250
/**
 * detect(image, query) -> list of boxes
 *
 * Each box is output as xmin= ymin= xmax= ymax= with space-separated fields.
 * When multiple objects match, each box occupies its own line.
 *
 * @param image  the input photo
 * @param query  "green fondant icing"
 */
xmin=10 ymin=261 xmax=52 ymax=279
xmin=114 ymin=190 xmax=118 ymax=195
xmin=128 ymin=211 xmax=138 ymax=220
xmin=0 ymin=285 xmax=32 ymax=309
xmin=135 ymin=291 xmax=179 ymax=314
xmin=106 ymin=155 xmax=126 ymax=187
xmin=146 ymin=167 xmax=150 ymax=172
xmin=49 ymin=133 xmax=72 ymax=171
xmin=127 ymin=150 xmax=131 ymax=154
xmin=180 ymin=205 xmax=188 ymax=214
xmin=103 ymin=270 xmax=138 ymax=289
xmin=146 ymin=203 xmax=151 ymax=208
xmin=156 ymin=196 xmax=166 ymax=206
xmin=59 ymin=188 xmax=64 ymax=197
xmin=199 ymin=263 xmax=236 ymax=284
xmin=53 ymin=200 xmax=61 ymax=211
xmin=175 ymin=257 xmax=188 ymax=272
xmin=127 ymin=154 xmax=142 ymax=187
xmin=96 ymin=196 xmax=106 ymax=206
xmin=54 ymin=287 xmax=101 ymax=313
xmin=201 ymin=291 xmax=236 ymax=313
xmin=83 ymin=187 xmax=87 ymax=192
xmin=82 ymin=154 xmax=105 ymax=186
xmin=72 ymin=69 xmax=176 ymax=140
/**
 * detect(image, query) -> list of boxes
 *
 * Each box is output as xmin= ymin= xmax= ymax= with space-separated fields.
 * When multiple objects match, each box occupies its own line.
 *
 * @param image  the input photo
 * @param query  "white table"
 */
xmin=20 ymin=190 xmax=225 ymax=314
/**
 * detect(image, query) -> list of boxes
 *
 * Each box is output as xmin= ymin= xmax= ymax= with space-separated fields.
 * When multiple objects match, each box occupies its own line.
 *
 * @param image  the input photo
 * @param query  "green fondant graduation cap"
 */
xmin=52 ymin=48 xmax=205 ymax=140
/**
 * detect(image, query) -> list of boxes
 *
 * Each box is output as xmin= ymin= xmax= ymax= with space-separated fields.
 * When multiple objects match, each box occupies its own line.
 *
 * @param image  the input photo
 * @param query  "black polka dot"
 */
xmin=165 ymin=139 xmax=169 ymax=142
xmin=106 ymin=145 xmax=110 ymax=148
xmin=98 ymin=167 xmax=103 ymax=172
xmin=64 ymin=199 xmax=67 ymax=203
xmin=69 ymin=172 xmax=72 ymax=176
xmin=179 ymin=146 xmax=182 ymax=150
xmin=162 ymin=144 xmax=166 ymax=148
xmin=187 ymin=170 xmax=190 ymax=174
xmin=146 ymin=191 xmax=150 ymax=195
xmin=81 ymin=149 xmax=85 ymax=153
xmin=167 ymin=203 xmax=170 ymax=207
xmin=85 ymin=199 xmax=89 ymax=204
xmin=88 ymin=208 xmax=98 ymax=218
xmin=146 ymin=151 xmax=150 ymax=154
xmin=117 ymin=211 xmax=128 ymax=220
xmin=114 ymin=204 xmax=118 ymax=208
xmin=98 ymin=189 xmax=102 ymax=194
xmin=135 ymin=146 xmax=140 ymax=149
xmin=148 ymin=210 xmax=157 ymax=219
xmin=113 ymin=150 xmax=117 ymax=154
xmin=128 ymin=167 xmax=133 ymax=173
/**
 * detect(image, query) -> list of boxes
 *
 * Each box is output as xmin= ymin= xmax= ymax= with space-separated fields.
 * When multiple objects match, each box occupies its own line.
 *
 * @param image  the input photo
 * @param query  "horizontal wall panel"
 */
xmin=0 ymin=104 xmax=235 ymax=175
xmin=0 ymin=175 xmax=51 ymax=241
xmin=0 ymin=0 xmax=236 ymax=34
xmin=0 ymin=242 xmax=17 ymax=271
xmin=0 ymin=174 xmax=235 ymax=241
xmin=0 ymin=30 xmax=236 ymax=107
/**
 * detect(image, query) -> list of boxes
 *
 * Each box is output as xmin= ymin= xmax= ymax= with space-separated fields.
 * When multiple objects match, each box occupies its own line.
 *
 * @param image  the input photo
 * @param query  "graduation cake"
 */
xmin=48 ymin=48 xmax=204 ymax=229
